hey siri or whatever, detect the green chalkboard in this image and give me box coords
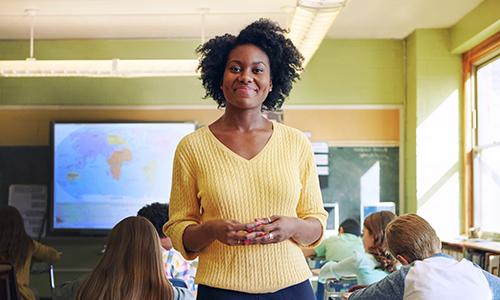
[320,146,399,225]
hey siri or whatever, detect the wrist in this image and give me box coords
[291,218,303,242]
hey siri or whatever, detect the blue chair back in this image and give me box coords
[168,278,188,288]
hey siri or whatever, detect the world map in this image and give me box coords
[53,123,195,229]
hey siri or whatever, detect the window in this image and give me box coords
[473,55,500,236]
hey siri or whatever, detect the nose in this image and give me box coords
[238,69,253,83]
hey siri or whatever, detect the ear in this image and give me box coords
[338,227,344,234]
[396,254,411,265]
[269,81,273,92]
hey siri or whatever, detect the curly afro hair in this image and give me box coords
[196,18,304,111]
[137,202,169,238]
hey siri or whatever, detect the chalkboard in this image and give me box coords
[0,147,50,207]
[320,146,399,224]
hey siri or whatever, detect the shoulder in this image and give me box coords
[481,270,500,296]
[349,267,409,300]
[274,122,308,141]
[177,127,208,148]
[274,122,312,154]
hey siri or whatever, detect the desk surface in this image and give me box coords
[442,238,500,253]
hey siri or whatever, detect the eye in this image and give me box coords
[253,67,264,74]
[229,65,241,73]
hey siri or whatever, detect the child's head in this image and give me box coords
[339,218,361,236]
[137,202,172,250]
[362,211,396,252]
[362,211,398,273]
[76,216,173,300]
[0,205,33,269]
[385,214,441,265]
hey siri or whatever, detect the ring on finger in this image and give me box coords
[269,232,274,240]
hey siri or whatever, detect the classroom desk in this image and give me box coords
[442,238,500,254]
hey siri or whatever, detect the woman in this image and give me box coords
[0,205,61,300]
[75,216,193,300]
[164,19,328,299]
[319,211,399,286]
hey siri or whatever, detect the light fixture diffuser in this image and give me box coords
[288,0,346,67]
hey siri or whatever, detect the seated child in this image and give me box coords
[138,202,197,292]
[347,214,500,299]
[319,211,399,286]
[76,216,194,300]
[0,206,61,300]
[304,218,364,263]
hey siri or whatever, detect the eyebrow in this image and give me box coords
[228,60,268,67]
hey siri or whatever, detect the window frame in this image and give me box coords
[462,32,500,238]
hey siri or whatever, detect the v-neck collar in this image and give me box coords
[204,122,277,163]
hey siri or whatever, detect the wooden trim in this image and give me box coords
[462,32,500,232]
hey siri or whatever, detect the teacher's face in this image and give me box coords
[221,44,272,110]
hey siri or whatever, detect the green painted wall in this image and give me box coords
[290,39,404,105]
[0,39,404,105]
[405,33,417,214]
[404,29,462,236]
[450,0,500,54]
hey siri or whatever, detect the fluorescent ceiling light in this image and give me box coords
[0,2,346,78]
[288,0,346,67]
[0,58,199,77]
[0,9,200,78]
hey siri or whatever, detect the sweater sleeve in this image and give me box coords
[295,134,328,248]
[32,241,61,263]
[163,140,201,260]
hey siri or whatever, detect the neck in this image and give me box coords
[219,107,270,132]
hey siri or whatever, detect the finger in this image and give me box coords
[254,217,273,227]
[269,215,280,222]
[227,230,248,240]
[244,231,266,240]
[253,232,278,244]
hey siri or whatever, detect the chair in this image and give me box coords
[31,262,56,299]
[323,276,357,300]
[0,262,21,300]
[168,277,188,288]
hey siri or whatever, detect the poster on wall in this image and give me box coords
[8,184,47,238]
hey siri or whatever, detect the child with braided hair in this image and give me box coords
[319,211,398,286]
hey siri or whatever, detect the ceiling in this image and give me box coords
[0,0,484,40]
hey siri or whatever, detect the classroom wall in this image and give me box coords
[404,0,499,236]
[290,39,404,105]
[449,0,500,54]
[0,39,404,105]
[405,29,462,238]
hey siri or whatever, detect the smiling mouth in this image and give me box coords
[234,86,257,95]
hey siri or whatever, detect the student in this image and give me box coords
[137,202,197,292]
[0,205,61,300]
[319,211,398,286]
[347,214,500,300]
[75,216,194,300]
[304,218,364,263]
[303,218,364,300]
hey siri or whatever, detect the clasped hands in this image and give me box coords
[209,216,299,246]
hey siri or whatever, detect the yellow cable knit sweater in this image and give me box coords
[164,122,327,293]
